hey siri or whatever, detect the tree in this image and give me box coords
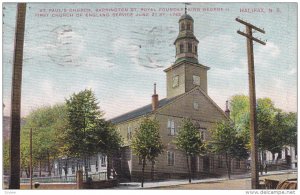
[3,140,10,175]
[174,119,204,183]
[95,120,123,179]
[209,120,249,179]
[131,117,164,187]
[229,95,297,163]
[64,89,104,180]
[21,104,68,177]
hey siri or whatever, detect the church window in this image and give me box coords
[168,119,175,135]
[101,156,106,167]
[193,75,200,86]
[127,126,132,140]
[193,102,199,110]
[199,128,206,140]
[187,22,191,30]
[181,22,185,31]
[180,44,184,53]
[188,43,192,52]
[172,75,179,88]
[195,46,197,53]
[167,151,175,166]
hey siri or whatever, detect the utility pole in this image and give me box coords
[236,17,266,189]
[30,128,33,189]
[9,3,26,189]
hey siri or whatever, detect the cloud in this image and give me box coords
[255,41,281,68]
[199,35,239,69]
[85,56,115,69]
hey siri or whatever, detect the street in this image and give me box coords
[116,169,297,190]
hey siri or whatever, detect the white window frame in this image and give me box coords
[193,101,199,110]
[193,75,200,86]
[199,128,206,141]
[101,156,106,167]
[167,151,175,166]
[168,119,175,136]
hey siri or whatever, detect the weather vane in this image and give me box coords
[184,3,191,14]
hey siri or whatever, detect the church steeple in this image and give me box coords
[164,10,210,99]
[174,9,199,64]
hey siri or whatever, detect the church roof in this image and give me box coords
[110,86,228,124]
[179,14,194,21]
[110,96,177,124]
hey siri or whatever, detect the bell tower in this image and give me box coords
[164,10,210,99]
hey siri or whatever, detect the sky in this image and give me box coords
[2,2,297,120]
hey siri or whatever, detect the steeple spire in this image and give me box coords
[184,3,190,14]
[174,7,199,64]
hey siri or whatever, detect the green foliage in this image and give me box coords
[64,89,123,179]
[20,104,68,176]
[3,140,10,174]
[174,118,204,183]
[131,117,163,187]
[131,117,164,161]
[64,89,103,158]
[95,121,123,155]
[175,119,204,156]
[229,95,297,156]
[209,120,249,179]
[209,120,248,159]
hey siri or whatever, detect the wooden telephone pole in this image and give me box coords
[236,18,266,189]
[9,3,26,189]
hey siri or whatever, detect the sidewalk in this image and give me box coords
[115,169,297,189]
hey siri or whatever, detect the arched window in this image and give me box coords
[187,22,191,30]
[188,43,192,52]
[195,45,197,54]
[181,22,185,31]
[180,44,184,53]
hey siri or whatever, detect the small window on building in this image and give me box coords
[193,75,200,86]
[180,44,184,53]
[181,22,185,31]
[172,75,179,88]
[87,158,91,172]
[127,126,132,140]
[71,165,75,174]
[200,131,205,140]
[168,119,175,135]
[195,46,197,54]
[199,128,206,141]
[193,102,199,110]
[188,43,192,52]
[167,151,175,166]
[101,156,106,167]
[95,160,98,172]
[187,22,191,30]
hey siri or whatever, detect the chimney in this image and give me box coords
[225,100,230,117]
[152,83,159,111]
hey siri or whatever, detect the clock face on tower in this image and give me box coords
[172,75,179,88]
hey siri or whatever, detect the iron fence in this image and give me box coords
[20,172,108,184]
